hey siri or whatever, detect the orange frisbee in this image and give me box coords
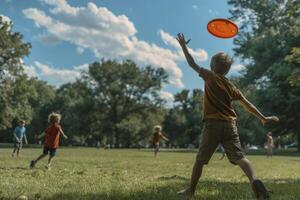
[207,18,238,38]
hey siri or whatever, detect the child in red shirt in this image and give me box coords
[30,113,68,170]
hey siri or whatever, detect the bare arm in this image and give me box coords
[38,132,46,139]
[160,132,169,142]
[239,96,279,124]
[176,33,201,72]
[13,133,20,142]
[60,129,68,139]
[24,134,28,144]
[176,33,209,78]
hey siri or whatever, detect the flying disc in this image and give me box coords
[207,18,238,38]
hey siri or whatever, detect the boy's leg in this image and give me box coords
[235,158,256,183]
[223,122,269,199]
[154,144,159,157]
[35,154,47,163]
[178,160,204,196]
[46,149,56,169]
[47,155,55,169]
[12,145,17,157]
[12,142,20,157]
[16,144,21,157]
[178,121,220,196]
[30,148,48,168]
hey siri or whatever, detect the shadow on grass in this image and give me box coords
[38,179,300,200]
[142,148,300,157]
[0,166,29,170]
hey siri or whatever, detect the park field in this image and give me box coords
[0,148,300,200]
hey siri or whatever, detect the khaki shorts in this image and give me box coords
[196,119,244,165]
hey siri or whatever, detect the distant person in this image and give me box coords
[30,113,68,170]
[266,132,274,157]
[153,125,168,157]
[176,33,279,199]
[96,141,101,150]
[11,120,28,158]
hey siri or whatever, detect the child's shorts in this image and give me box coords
[14,141,23,149]
[43,147,57,157]
[196,119,244,165]
[154,143,160,151]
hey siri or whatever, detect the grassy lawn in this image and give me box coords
[0,148,300,200]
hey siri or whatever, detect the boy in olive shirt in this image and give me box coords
[176,33,279,199]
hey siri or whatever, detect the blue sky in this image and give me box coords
[0,0,244,101]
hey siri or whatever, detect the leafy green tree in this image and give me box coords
[163,89,204,147]
[0,16,31,77]
[81,60,168,147]
[26,79,56,142]
[228,0,300,150]
[0,16,32,133]
[50,81,95,143]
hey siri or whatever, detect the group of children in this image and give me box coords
[12,113,68,170]
[9,32,280,199]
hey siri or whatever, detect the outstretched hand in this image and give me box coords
[262,116,279,125]
[176,33,191,47]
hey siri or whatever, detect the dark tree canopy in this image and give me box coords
[228,0,300,150]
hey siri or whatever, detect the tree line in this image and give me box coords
[1,0,300,149]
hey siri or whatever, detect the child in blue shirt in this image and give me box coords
[11,120,28,157]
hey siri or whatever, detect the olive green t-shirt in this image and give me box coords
[199,68,243,122]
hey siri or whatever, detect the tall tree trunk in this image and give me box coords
[114,126,120,148]
[297,131,300,151]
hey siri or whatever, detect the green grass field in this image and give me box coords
[0,148,300,200]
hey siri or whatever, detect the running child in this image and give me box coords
[153,125,168,157]
[12,120,28,157]
[176,33,279,199]
[30,113,68,170]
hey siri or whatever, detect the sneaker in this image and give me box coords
[252,180,270,199]
[177,187,194,199]
[30,160,35,169]
[45,164,51,170]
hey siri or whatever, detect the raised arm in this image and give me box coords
[239,95,279,125]
[176,33,210,80]
[176,33,201,71]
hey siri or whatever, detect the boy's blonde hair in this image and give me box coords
[210,52,233,75]
[48,113,61,124]
[154,125,162,131]
[19,120,25,125]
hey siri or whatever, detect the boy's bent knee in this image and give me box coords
[234,157,250,165]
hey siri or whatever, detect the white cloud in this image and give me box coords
[23,65,38,78]
[159,91,174,101]
[159,30,208,63]
[192,5,198,10]
[36,34,61,45]
[23,0,209,88]
[0,15,12,30]
[76,47,84,54]
[208,9,220,16]
[32,61,81,85]
[74,63,89,71]
[159,90,175,107]
[231,63,245,72]
[0,15,11,24]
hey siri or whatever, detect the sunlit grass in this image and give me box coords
[0,148,299,200]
